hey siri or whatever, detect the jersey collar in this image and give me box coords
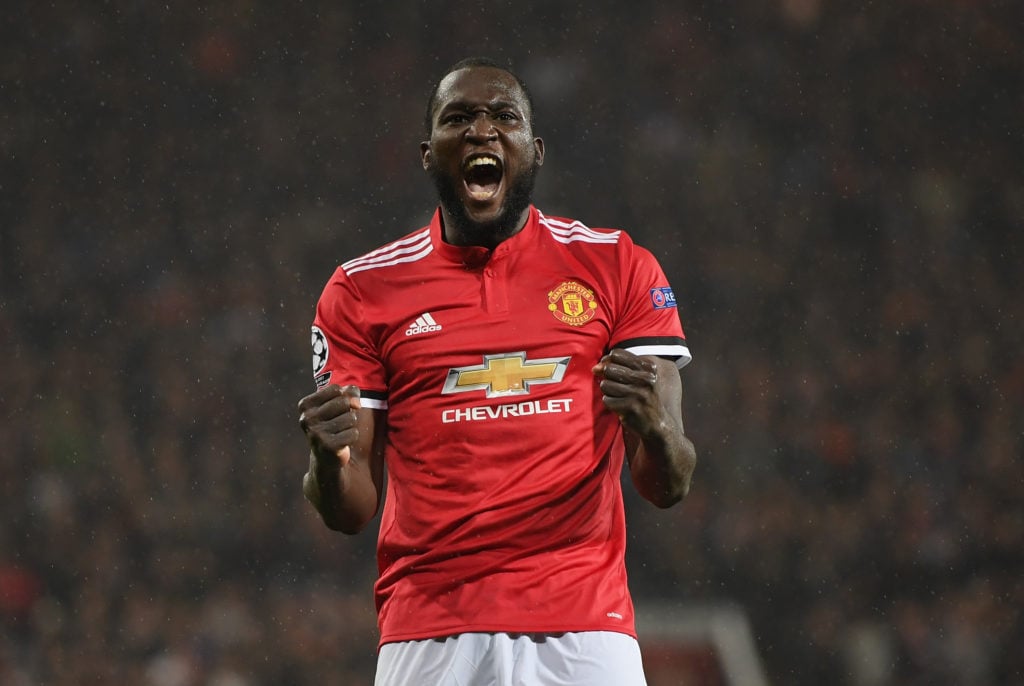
[430,205,539,267]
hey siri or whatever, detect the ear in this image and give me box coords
[534,137,545,167]
[420,141,432,170]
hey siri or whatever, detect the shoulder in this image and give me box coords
[317,224,433,308]
[339,225,433,277]
[535,210,629,247]
[533,211,671,291]
[534,211,654,273]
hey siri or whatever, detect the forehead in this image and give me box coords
[434,67,528,112]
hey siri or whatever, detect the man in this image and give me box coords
[297,57,697,686]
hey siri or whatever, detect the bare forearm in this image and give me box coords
[628,427,696,508]
[303,451,379,534]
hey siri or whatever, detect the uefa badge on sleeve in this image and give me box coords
[311,326,332,387]
[650,286,677,310]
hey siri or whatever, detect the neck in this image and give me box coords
[440,205,531,249]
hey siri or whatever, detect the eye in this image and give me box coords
[443,113,469,125]
[496,112,518,122]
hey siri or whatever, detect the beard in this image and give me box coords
[428,153,540,247]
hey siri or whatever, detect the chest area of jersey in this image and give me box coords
[379,270,612,401]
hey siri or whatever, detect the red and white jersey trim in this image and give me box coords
[360,397,388,411]
[625,343,692,367]
[539,212,621,245]
[342,228,433,275]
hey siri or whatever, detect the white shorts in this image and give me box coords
[374,631,647,686]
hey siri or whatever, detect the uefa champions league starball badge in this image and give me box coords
[311,326,329,375]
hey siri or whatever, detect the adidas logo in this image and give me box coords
[405,312,442,336]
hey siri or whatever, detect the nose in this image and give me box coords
[466,112,497,141]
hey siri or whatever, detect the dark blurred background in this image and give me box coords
[2,1,1021,684]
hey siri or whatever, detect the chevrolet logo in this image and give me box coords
[442,352,570,398]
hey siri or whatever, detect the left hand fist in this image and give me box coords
[592,349,663,434]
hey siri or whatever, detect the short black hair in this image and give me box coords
[423,57,536,135]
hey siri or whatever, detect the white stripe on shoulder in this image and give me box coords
[538,212,621,244]
[342,229,432,274]
[344,243,433,275]
[343,228,431,268]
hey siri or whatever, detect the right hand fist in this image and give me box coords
[297,384,362,466]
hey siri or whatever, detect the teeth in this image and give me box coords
[466,157,498,169]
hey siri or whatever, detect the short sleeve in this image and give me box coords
[310,267,389,409]
[609,243,692,368]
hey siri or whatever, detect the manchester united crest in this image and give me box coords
[548,281,598,326]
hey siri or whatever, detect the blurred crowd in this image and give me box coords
[2,1,1020,684]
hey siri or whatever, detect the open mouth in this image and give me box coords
[463,154,503,201]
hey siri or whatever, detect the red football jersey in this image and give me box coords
[312,206,690,646]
